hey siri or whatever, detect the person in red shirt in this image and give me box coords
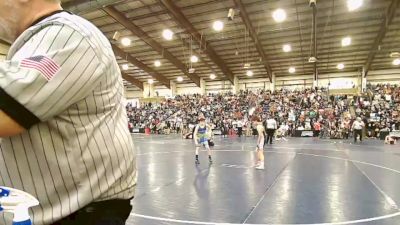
[313,120,321,140]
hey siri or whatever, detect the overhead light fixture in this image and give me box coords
[190,55,199,63]
[162,29,174,40]
[246,70,253,76]
[289,67,296,73]
[283,44,292,52]
[347,0,363,11]
[244,63,251,69]
[393,58,400,66]
[122,64,129,70]
[390,52,400,58]
[213,20,224,31]
[337,63,345,70]
[148,79,154,84]
[228,8,235,20]
[112,31,121,41]
[177,76,183,82]
[272,9,286,23]
[210,74,216,79]
[154,60,161,67]
[308,57,317,63]
[188,68,195,73]
[121,37,132,46]
[341,36,351,47]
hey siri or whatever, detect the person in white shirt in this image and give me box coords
[265,115,277,144]
[352,117,365,143]
[254,116,265,170]
[276,123,289,141]
[237,119,243,137]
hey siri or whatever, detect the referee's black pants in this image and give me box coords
[53,198,132,225]
[237,127,243,137]
[266,129,275,144]
[354,129,363,142]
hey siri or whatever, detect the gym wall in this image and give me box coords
[124,68,400,99]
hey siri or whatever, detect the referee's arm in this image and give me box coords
[0,110,24,137]
[0,24,104,136]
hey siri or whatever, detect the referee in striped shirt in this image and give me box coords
[0,1,136,224]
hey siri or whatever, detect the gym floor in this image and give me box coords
[126,135,400,225]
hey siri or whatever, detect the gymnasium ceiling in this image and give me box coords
[60,0,399,90]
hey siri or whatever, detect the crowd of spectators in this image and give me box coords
[125,83,400,142]
[355,84,400,138]
[126,100,179,134]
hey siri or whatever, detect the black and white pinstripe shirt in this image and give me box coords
[0,11,136,225]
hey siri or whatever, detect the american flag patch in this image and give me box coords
[20,55,60,81]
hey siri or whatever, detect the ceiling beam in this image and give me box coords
[62,0,121,14]
[363,0,400,76]
[62,0,91,8]
[104,6,201,87]
[121,72,144,90]
[0,39,10,46]
[112,44,171,88]
[233,0,273,82]
[137,0,219,81]
[159,0,234,84]
[0,39,10,57]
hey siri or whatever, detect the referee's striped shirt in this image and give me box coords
[0,11,136,225]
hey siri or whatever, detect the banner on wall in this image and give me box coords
[389,131,400,138]
[212,129,222,135]
[132,128,140,133]
[301,131,314,137]
[329,79,355,89]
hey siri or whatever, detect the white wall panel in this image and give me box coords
[239,78,271,91]
[206,80,233,93]
[125,90,142,99]
[176,83,202,95]
[125,69,400,97]
[367,69,400,84]
[154,86,172,97]
[275,72,362,89]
